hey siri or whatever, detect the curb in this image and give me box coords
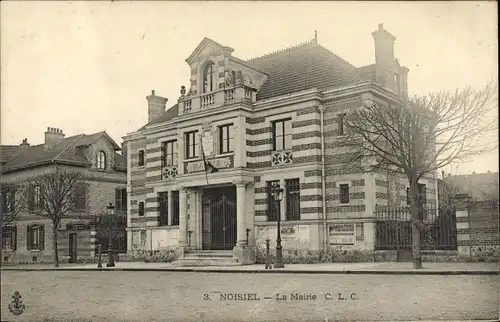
[2,267,498,275]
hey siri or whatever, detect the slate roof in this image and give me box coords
[246,41,364,100]
[0,131,125,174]
[139,103,179,129]
[142,39,368,128]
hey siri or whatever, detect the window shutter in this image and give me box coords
[39,185,44,209]
[11,189,16,212]
[27,225,32,250]
[115,188,121,212]
[1,189,6,212]
[39,225,45,251]
[12,226,17,251]
[28,186,34,211]
[122,189,127,212]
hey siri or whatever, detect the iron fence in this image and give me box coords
[375,205,458,251]
[94,212,127,254]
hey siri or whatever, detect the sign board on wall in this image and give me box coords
[328,223,355,245]
[186,157,230,173]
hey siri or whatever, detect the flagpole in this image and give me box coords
[200,134,210,185]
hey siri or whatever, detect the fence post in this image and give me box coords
[454,194,471,260]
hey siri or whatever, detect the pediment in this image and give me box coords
[185,37,234,65]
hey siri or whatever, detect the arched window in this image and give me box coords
[202,62,215,93]
[97,151,107,169]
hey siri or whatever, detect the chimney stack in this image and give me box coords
[146,89,168,123]
[44,127,65,148]
[121,141,128,157]
[372,23,396,63]
[20,138,30,148]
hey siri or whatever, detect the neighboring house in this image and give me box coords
[123,24,437,265]
[0,127,127,263]
[440,171,499,202]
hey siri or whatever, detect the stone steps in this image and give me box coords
[173,250,242,267]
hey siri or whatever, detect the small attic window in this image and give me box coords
[97,151,107,169]
[202,62,215,93]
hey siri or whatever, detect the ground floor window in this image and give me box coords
[171,191,180,226]
[2,226,16,250]
[27,224,44,250]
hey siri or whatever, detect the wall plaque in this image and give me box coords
[328,223,355,245]
[186,157,230,173]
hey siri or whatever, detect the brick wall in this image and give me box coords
[456,195,499,261]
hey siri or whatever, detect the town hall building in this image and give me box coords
[123,24,437,265]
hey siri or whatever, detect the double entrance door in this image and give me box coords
[202,186,237,250]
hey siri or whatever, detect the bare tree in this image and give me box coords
[27,167,88,267]
[342,82,498,268]
[0,183,27,266]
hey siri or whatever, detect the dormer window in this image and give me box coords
[202,62,215,93]
[97,151,107,169]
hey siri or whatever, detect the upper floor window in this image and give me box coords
[33,185,42,210]
[219,124,233,154]
[74,183,86,210]
[115,188,127,213]
[138,202,145,217]
[138,150,145,167]
[272,119,292,151]
[97,151,107,169]
[185,131,199,159]
[162,140,178,167]
[1,187,16,213]
[338,113,346,135]
[202,62,216,93]
[340,184,349,204]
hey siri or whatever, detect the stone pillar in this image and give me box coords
[178,188,188,247]
[236,182,247,246]
[455,194,471,258]
[233,181,255,264]
[167,190,173,226]
[90,228,97,257]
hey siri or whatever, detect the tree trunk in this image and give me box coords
[410,179,423,269]
[52,223,59,267]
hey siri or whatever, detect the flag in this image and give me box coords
[200,135,218,174]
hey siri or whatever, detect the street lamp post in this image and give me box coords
[106,202,115,268]
[270,182,285,268]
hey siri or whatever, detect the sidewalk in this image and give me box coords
[2,261,498,274]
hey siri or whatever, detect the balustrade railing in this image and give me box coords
[224,88,235,103]
[200,93,215,109]
[184,99,192,111]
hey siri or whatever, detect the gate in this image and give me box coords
[202,189,236,250]
[375,205,458,261]
[95,212,127,255]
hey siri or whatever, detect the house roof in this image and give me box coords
[141,39,367,128]
[140,103,179,130]
[246,40,363,100]
[0,131,125,174]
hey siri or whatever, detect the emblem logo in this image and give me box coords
[9,291,26,316]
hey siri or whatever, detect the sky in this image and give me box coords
[1,1,498,174]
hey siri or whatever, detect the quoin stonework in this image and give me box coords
[0,128,127,264]
[123,24,438,265]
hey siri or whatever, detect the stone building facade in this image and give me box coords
[0,128,127,263]
[124,24,437,264]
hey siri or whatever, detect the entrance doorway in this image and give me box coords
[202,186,237,250]
[69,233,77,263]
